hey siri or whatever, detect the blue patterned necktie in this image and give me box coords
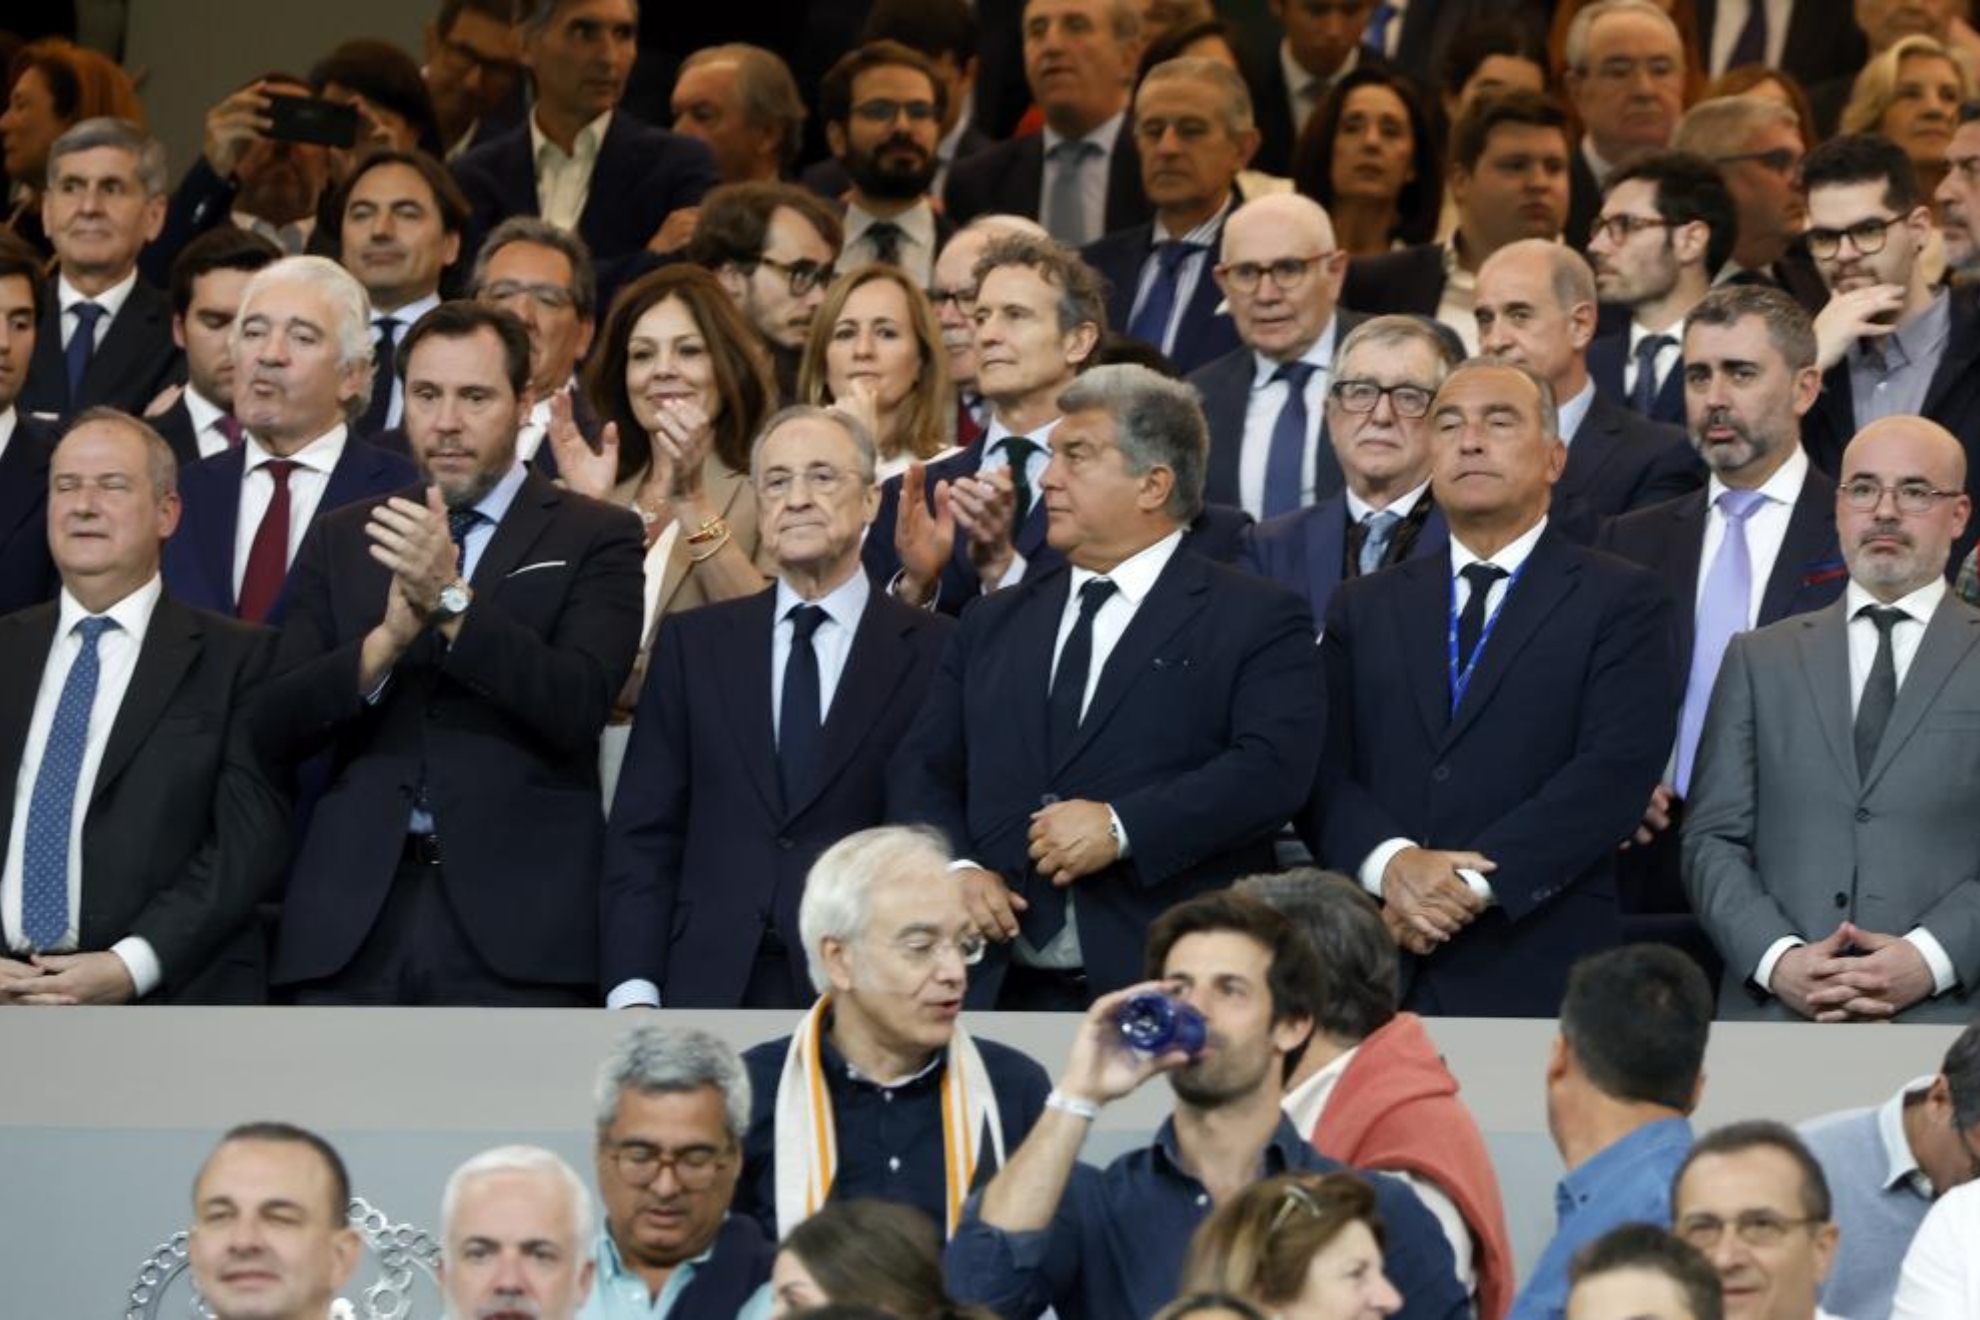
[65,302,104,404]
[21,616,117,949]
[1264,361,1318,517]
[1359,509,1402,576]
[1127,241,1205,351]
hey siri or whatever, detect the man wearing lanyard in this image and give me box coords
[1306,357,1679,1017]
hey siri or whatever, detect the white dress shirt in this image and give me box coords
[372,293,441,432]
[516,379,581,464]
[1,577,165,994]
[532,110,612,231]
[231,427,349,599]
[57,269,137,351]
[770,568,871,738]
[1695,445,1809,622]
[1040,112,1125,247]
[1434,241,1479,356]
[1623,318,1685,401]
[0,406,15,463]
[844,200,940,286]
[1357,517,1552,904]
[183,386,236,460]
[1240,317,1340,519]
[1893,1179,1980,1320]
[1754,575,1957,996]
[1345,478,1431,525]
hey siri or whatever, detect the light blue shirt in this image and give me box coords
[577,1229,716,1320]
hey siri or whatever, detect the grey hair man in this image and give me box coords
[1563,0,1687,241]
[471,216,599,464]
[440,1145,595,1320]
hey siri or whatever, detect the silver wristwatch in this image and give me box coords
[432,579,473,621]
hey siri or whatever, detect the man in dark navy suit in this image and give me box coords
[162,257,415,627]
[1599,285,1843,964]
[1081,57,1253,375]
[1475,240,1701,543]
[1239,315,1458,627]
[149,229,281,470]
[469,217,601,474]
[1586,153,1736,427]
[450,0,717,272]
[0,229,59,616]
[1560,1,1689,254]
[599,406,951,1009]
[891,363,1321,1008]
[1309,357,1678,1018]
[422,0,529,160]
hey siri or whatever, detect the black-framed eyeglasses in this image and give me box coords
[1839,478,1963,515]
[1806,215,1907,260]
[1713,148,1802,178]
[436,37,524,83]
[1675,1211,1823,1250]
[926,284,977,314]
[1589,213,1672,245]
[753,254,836,296]
[480,279,577,312]
[1331,379,1434,419]
[606,1140,733,1190]
[852,98,939,126]
[1216,253,1337,294]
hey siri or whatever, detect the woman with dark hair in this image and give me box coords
[1293,68,1440,255]
[1183,1173,1404,1320]
[308,38,445,162]
[2,37,144,255]
[766,1201,993,1320]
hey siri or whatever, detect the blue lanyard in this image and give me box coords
[1447,558,1527,714]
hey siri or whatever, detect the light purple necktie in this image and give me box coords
[1676,487,1767,795]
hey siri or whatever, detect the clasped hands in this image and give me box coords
[957,800,1120,942]
[0,951,136,1005]
[1380,846,1493,955]
[1772,922,1935,1022]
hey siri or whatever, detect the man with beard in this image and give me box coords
[1685,412,1980,1024]
[688,183,844,403]
[442,1147,597,1320]
[944,891,1468,1320]
[1936,102,1980,279]
[819,42,951,287]
[1599,286,1843,951]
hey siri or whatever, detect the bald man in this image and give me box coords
[1686,415,1980,1023]
[1187,192,1359,520]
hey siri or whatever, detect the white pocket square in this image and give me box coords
[506,560,568,578]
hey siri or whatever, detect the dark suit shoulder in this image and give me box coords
[1186,345,1256,390]
[1341,243,1444,314]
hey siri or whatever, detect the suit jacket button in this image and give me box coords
[1431,765,1450,782]
[1854,808,1871,823]
[777,837,795,850]
[1834,892,1848,908]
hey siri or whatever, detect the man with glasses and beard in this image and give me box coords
[944,890,1467,1320]
[818,42,953,286]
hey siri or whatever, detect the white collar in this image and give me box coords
[57,573,162,645]
[1043,110,1126,157]
[1346,477,1430,523]
[847,199,938,250]
[773,563,872,631]
[244,424,347,476]
[1251,314,1341,387]
[1450,516,1549,578]
[530,109,612,162]
[1706,444,1808,512]
[58,268,139,321]
[1069,527,1186,605]
[1844,575,1948,627]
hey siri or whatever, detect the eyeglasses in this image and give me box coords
[881,931,988,968]
[1331,379,1434,419]
[753,254,836,297]
[852,98,940,126]
[1714,147,1803,178]
[757,463,858,501]
[435,37,524,83]
[1216,253,1337,294]
[926,284,977,315]
[1268,1182,1325,1236]
[606,1140,732,1190]
[1675,1211,1823,1250]
[1806,215,1907,260]
[1589,213,1672,245]
[1839,478,1963,515]
[480,279,578,312]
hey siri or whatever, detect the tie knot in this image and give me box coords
[1000,434,1040,466]
[1461,562,1507,594]
[1858,603,1907,636]
[72,301,105,330]
[788,603,827,641]
[74,615,116,645]
[1716,487,1766,521]
[1050,138,1101,163]
[1364,508,1401,533]
[1154,240,1203,274]
[1077,577,1118,617]
[447,507,483,548]
[1273,360,1318,390]
[260,458,299,487]
[1635,333,1675,359]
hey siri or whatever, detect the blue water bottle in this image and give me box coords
[1116,991,1207,1057]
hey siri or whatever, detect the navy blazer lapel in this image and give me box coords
[1660,492,1707,662]
[791,596,924,817]
[470,471,558,587]
[1863,599,1980,791]
[1390,556,1451,744]
[0,419,49,542]
[1197,352,1253,506]
[1922,288,1980,418]
[1056,549,1205,771]
[1588,335,1627,400]
[1010,137,1044,219]
[1758,466,1842,625]
[0,607,59,847]
[189,449,248,613]
[92,597,199,803]
[86,283,165,395]
[1442,532,1579,748]
[716,589,783,819]
[1014,567,1072,773]
[1303,496,1349,622]
[1560,395,1623,500]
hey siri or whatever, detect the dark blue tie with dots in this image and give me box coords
[22,616,117,948]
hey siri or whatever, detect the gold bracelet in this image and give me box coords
[686,527,732,563]
[685,515,728,546]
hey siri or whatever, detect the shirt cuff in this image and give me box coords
[1456,867,1495,906]
[1358,838,1417,898]
[886,567,942,612]
[949,858,984,874]
[111,936,162,1000]
[606,979,660,1009]
[1107,806,1131,860]
[1905,928,1958,995]
[1755,935,1805,993]
[996,552,1028,591]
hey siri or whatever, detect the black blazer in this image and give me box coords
[1084,219,1242,375]
[943,130,1152,237]
[20,277,183,423]
[889,549,1322,1002]
[261,472,645,988]
[1587,329,1686,426]
[1697,0,1866,90]
[161,439,417,624]
[598,585,953,1006]
[149,396,204,470]
[1567,147,1602,258]
[1341,243,1447,319]
[1553,388,1703,543]
[0,596,288,1002]
[1239,43,1393,179]
[1238,491,1450,628]
[1308,529,1679,1017]
[0,413,58,615]
[1187,324,1362,513]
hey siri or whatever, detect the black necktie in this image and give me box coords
[1456,563,1508,672]
[780,604,827,805]
[1048,578,1117,762]
[1630,334,1674,415]
[1727,1,1767,69]
[447,507,482,576]
[867,221,904,267]
[360,317,401,434]
[1001,435,1040,535]
[1854,605,1905,776]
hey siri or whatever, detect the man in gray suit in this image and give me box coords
[1684,413,1980,1023]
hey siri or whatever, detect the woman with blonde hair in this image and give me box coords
[1842,34,1973,198]
[1182,1173,1404,1320]
[798,264,957,482]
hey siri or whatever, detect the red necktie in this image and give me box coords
[957,395,985,448]
[237,459,298,622]
[217,415,244,449]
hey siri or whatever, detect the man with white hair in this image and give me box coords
[441,1145,596,1320]
[734,825,1051,1239]
[929,215,1052,450]
[161,255,415,624]
[1561,0,1689,250]
[579,1025,772,1320]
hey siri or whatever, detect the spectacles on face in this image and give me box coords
[852,98,939,126]
[1331,378,1434,418]
[1806,214,1907,260]
[1217,253,1337,294]
[437,37,523,82]
[880,931,988,968]
[757,463,857,501]
[607,1140,732,1190]
[753,254,836,297]
[480,279,577,312]
[1714,148,1803,178]
[1839,478,1962,515]
[1589,213,1671,245]
[926,285,977,315]
[1675,1210,1823,1250]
